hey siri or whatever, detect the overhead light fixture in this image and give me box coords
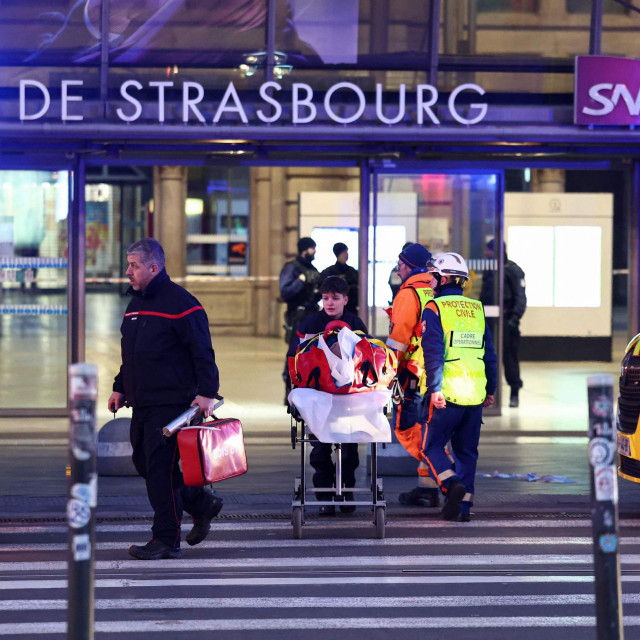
[239,51,293,79]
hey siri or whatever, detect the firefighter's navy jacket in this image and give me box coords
[113,269,219,408]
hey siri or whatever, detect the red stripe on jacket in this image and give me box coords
[124,306,204,320]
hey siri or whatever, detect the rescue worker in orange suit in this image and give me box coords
[385,243,440,507]
[421,253,497,521]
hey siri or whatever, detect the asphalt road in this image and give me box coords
[1,514,639,639]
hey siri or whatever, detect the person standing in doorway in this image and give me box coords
[319,242,359,314]
[108,238,223,560]
[480,239,527,407]
[279,237,321,400]
[421,252,497,522]
[386,243,440,508]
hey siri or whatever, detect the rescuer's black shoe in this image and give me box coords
[441,480,466,521]
[457,512,471,522]
[186,496,223,546]
[399,487,440,508]
[129,539,181,560]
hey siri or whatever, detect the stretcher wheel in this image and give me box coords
[292,507,303,539]
[375,506,385,539]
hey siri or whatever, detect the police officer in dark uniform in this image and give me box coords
[279,237,321,399]
[480,239,527,407]
[319,242,359,314]
[108,238,222,560]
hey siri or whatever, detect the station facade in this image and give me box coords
[0,0,639,415]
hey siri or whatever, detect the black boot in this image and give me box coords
[129,539,181,560]
[399,487,440,507]
[442,480,466,521]
[509,388,519,408]
[186,496,223,546]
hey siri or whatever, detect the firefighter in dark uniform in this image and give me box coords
[279,237,321,399]
[108,238,222,560]
[480,239,527,407]
[319,242,359,314]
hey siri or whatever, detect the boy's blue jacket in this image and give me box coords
[421,283,498,400]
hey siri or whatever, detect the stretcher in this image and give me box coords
[287,389,391,540]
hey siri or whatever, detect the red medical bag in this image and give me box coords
[177,418,247,486]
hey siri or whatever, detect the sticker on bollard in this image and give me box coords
[599,533,619,554]
[70,474,97,508]
[72,534,91,562]
[588,437,616,466]
[67,498,91,529]
[595,466,618,504]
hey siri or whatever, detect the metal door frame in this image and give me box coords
[0,155,83,417]
[366,163,505,414]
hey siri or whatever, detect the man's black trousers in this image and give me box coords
[309,436,359,498]
[503,321,523,391]
[130,404,214,549]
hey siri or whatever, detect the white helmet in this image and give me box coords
[428,252,469,280]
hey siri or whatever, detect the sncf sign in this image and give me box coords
[575,55,640,126]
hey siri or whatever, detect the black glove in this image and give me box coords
[506,315,520,332]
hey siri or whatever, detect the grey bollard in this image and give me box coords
[96,418,138,476]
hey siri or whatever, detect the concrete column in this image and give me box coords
[531,168,566,193]
[153,166,187,278]
[250,167,288,337]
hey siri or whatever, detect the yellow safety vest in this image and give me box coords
[403,284,434,393]
[432,295,487,406]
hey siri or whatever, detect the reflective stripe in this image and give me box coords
[124,306,204,320]
[438,469,456,482]
[386,337,408,351]
[463,493,474,502]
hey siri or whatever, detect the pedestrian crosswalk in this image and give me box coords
[0,516,639,638]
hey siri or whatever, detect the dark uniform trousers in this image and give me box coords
[130,404,213,549]
[503,318,522,390]
[423,404,483,516]
[309,436,359,498]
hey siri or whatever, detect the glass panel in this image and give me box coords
[473,1,590,61]
[276,0,435,68]
[566,0,626,13]
[0,2,99,65]
[370,172,500,335]
[108,1,267,66]
[83,173,152,411]
[186,167,250,277]
[478,1,538,11]
[0,169,69,409]
[602,3,640,58]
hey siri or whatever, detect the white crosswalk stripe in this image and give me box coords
[0,516,638,637]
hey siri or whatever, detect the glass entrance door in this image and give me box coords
[370,168,504,408]
[0,169,71,414]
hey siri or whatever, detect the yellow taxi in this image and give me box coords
[617,333,640,483]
